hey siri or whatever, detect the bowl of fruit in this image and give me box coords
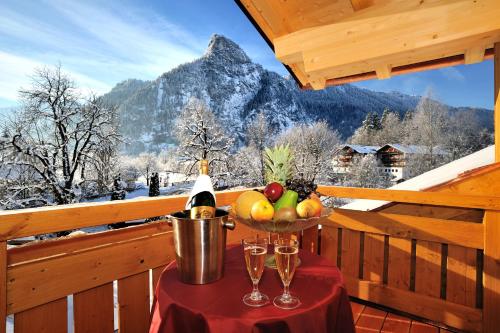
[229,179,331,234]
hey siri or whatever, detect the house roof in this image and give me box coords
[236,0,500,90]
[378,144,448,155]
[341,145,495,211]
[336,145,380,155]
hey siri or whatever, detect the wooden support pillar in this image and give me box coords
[0,242,6,333]
[483,211,500,333]
[495,42,500,161]
[484,42,500,333]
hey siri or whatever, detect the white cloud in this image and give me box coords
[0,51,112,103]
[0,0,206,102]
[439,67,465,82]
[45,0,204,76]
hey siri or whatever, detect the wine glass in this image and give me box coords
[273,238,301,309]
[242,237,269,307]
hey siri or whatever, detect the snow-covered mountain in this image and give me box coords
[102,34,492,154]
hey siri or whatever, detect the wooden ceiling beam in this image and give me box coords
[275,0,500,81]
[301,48,494,89]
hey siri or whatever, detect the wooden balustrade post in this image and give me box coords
[483,211,500,333]
[484,42,500,333]
[0,242,6,333]
[495,42,500,161]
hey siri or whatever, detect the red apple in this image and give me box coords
[263,182,284,202]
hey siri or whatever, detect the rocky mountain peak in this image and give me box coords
[204,34,251,64]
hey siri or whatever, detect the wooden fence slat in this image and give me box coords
[118,272,150,333]
[326,209,484,249]
[381,203,484,223]
[363,233,385,283]
[320,226,338,265]
[9,222,171,266]
[318,186,500,211]
[483,210,500,333]
[0,242,5,333]
[0,190,244,240]
[301,226,319,254]
[341,229,361,278]
[14,297,67,333]
[7,232,174,314]
[415,240,442,298]
[387,237,412,291]
[152,266,165,293]
[446,245,477,308]
[344,276,482,333]
[73,283,114,333]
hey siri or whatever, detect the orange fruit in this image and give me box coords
[250,199,274,222]
[234,191,268,219]
[308,198,323,217]
[296,200,316,218]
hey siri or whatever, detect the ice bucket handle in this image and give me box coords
[222,217,235,230]
[165,215,173,226]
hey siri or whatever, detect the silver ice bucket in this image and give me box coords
[167,209,235,284]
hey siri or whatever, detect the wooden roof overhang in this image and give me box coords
[236,0,500,89]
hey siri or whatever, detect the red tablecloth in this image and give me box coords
[149,246,355,333]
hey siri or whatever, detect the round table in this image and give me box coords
[149,246,355,333]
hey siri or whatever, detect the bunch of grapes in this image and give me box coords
[285,178,318,202]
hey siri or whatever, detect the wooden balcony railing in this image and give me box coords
[0,185,498,332]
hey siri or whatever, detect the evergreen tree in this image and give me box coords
[111,175,126,201]
[149,173,160,197]
[146,172,161,222]
[109,174,126,229]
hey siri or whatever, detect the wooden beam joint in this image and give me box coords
[465,45,486,64]
[375,65,392,79]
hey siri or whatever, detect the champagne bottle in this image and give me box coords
[186,160,216,219]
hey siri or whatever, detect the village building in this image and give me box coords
[332,145,379,174]
[376,144,449,182]
[333,143,450,182]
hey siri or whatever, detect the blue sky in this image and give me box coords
[0,0,495,109]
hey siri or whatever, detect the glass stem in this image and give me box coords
[251,281,260,299]
[283,284,291,300]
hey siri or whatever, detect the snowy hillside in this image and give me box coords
[102,34,494,155]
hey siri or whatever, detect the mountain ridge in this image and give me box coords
[102,34,493,155]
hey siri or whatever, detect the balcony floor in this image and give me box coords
[351,301,453,333]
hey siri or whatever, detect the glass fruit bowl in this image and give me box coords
[228,207,332,234]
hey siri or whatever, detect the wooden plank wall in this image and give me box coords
[319,207,484,333]
[0,185,498,332]
[0,189,260,333]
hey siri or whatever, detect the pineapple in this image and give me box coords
[264,144,294,185]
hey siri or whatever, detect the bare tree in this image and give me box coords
[2,65,120,205]
[229,145,266,187]
[246,112,272,185]
[276,121,341,182]
[444,110,493,160]
[344,155,391,188]
[117,155,141,184]
[137,152,159,186]
[176,97,234,176]
[404,91,449,170]
[375,109,401,145]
